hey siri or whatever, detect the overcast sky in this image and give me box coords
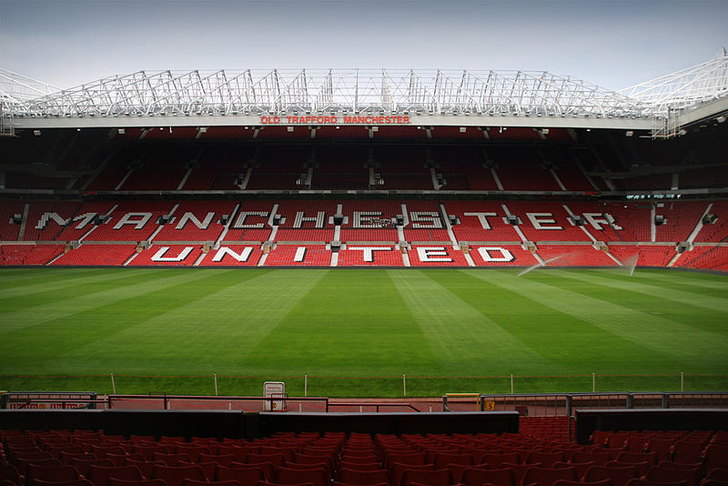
[1,0,726,91]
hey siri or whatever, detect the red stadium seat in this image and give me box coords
[151,465,206,486]
[87,465,144,486]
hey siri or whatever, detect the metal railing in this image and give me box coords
[443,392,728,416]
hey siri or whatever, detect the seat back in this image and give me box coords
[88,465,143,486]
[401,468,451,486]
[522,466,577,486]
[460,467,515,486]
[338,468,389,485]
[215,464,268,483]
[583,465,639,486]
[28,466,79,483]
[151,465,206,486]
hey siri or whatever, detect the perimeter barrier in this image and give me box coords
[1,372,727,398]
[443,391,728,415]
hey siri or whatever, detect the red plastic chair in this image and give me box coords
[259,447,296,461]
[178,462,216,482]
[707,470,728,481]
[625,479,689,486]
[247,453,287,468]
[198,454,237,467]
[135,447,173,462]
[605,434,630,450]
[70,459,115,478]
[481,452,521,467]
[151,465,205,486]
[14,451,55,462]
[212,446,248,463]
[432,453,472,469]
[108,479,168,486]
[333,482,389,486]
[704,446,728,475]
[645,439,676,462]
[646,466,702,486]
[338,468,390,485]
[525,452,566,467]
[27,466,79,484]
[152,454,192,468]
[16,459,63,477]
[553,481,614,486]
[125,460,165,480]
[460,466,516,486]
[58,452,97,466]
[553,461,595,478]
[0,463,23,486]
[339,462,381,472]
[172,446,209,463]
[182,481,241,486]
[30,480,93,486]
[384,454,427,470]
[673,441,708,464]
[400,468,451,486]
[293,454,336,475]
[390,464,434,486]
[583,465,640,486]
[90,447,128,460]
[256,481,313,486]
[617,452,658,466]
[501,463,540,486]
[87,465,144,486]
[570,452,610,467]
[607,461,651,477]
[654,462,703,472]
[275,468,328,486]
[215,464,269,483]
[47,446,85,459]
[522,466,577,486]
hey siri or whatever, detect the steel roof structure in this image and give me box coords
[2,51,727,136]
[620,49,728,111]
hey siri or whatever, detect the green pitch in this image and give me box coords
[1,267,727,397]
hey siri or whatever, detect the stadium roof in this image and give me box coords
[2,51,727,137]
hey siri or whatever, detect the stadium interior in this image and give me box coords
[1,58,728,486]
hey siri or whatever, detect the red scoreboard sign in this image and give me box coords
[260,115,412,125]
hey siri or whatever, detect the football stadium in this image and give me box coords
[1,3,728,484]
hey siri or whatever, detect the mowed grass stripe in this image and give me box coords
[0,269,219,334]
[245,270,439,376]
[461,269,728,368]
[0,268,166,313]
[430,270,671,373]
[62,269,325,374]
[388,269,553,373]
[0,267,103,292]
[0,269,243,373]
[618,268,728,291]
[532,270,728,334]
[572,269,728,306]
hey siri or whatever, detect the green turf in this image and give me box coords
[1,267,727,397]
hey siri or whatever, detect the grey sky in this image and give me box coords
[1,0,726,91]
